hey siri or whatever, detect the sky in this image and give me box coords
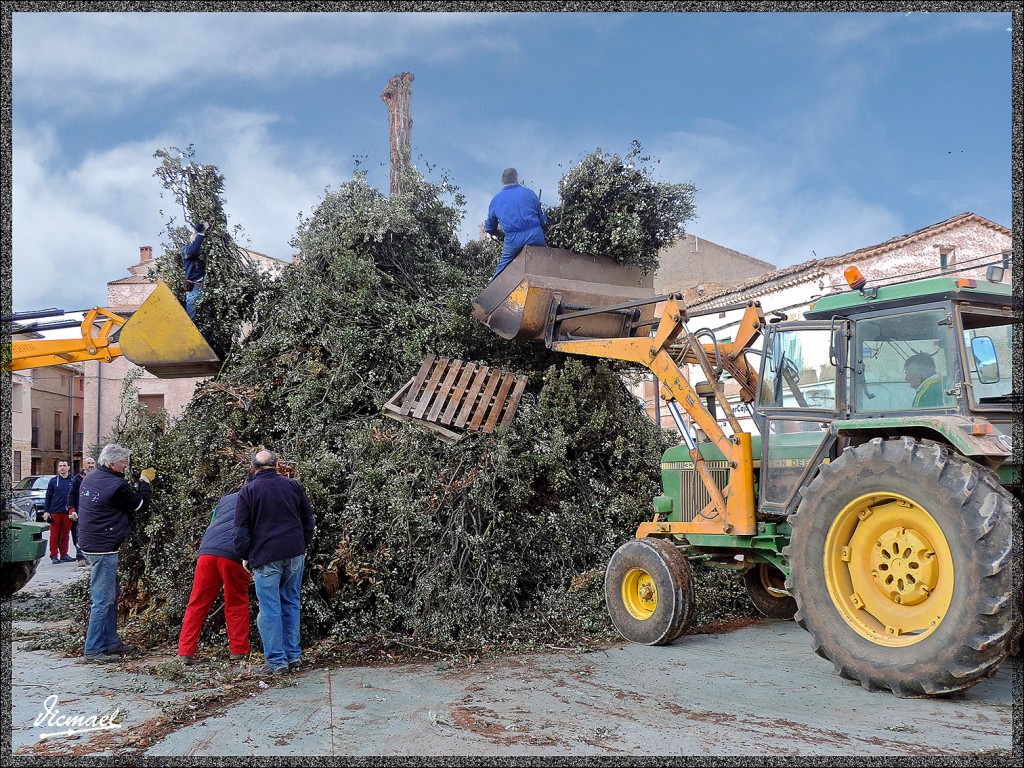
[9,9,1014,313]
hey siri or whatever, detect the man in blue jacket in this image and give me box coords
[43,460,75,564]
[78,443,154,662]
[484,168,547,281]
[181,220,212,319]
[234,450,316,675]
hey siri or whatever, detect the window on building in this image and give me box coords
[13,451,22,481]
[1002,252,1011,274]
[31,409,40,449]
[13,382,23,412]
[54,411,63,450]
[939,246,954,272]
[139,394,166,412]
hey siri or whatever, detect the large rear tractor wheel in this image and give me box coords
[605,537,695,645]
[744,563,797,620]
[1,558,41,599]
[785,437,1017,697]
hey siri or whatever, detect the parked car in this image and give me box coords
[11,475,55,523]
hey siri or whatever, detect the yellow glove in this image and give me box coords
[140,467,157,483]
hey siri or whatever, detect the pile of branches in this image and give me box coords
[544,141,697,273]
[110,147,750,652]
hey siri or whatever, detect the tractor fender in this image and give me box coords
[834,415,1010,466]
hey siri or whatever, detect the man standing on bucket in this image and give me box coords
[484,168,547,281]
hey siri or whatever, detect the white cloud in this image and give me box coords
[651,127,903,268]
[13,12,505,113]
[12,107,347,312]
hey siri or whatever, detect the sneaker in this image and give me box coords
[84,652,120,663]
[287,659,302,671]
[76,554,87,562]
[253,663,288,676]
[229,653,248,661]
[59,555,76,563]
[178,655,200,666]
[106,644,136,656]
[51,557,61,564]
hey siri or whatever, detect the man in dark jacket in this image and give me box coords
[66,455,97,563]
[180,220,211,319]
[177,484,253,665]
[234,450,315,675]
[78,443,155,662]
[43,460,75,563]
[484,167,547,281]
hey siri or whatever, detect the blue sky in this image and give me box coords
[10,9,1013,312]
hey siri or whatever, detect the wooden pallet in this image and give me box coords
[382,354,528,443]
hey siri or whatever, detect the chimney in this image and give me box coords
[140,246,153,263]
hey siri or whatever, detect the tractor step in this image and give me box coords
[382,354,528,443]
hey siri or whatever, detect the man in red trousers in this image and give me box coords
[177,485,252,664]
[43,460,75,564]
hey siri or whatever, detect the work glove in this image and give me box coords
[139,467,157,484]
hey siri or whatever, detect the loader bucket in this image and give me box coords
[472,246,657,342]
[117,280,221,378]
[382,354,528,443]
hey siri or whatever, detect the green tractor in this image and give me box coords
[473,249,1019,697]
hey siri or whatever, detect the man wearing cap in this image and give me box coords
[484,168,547,281]
[234,450,316,676]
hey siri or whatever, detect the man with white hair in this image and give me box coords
[77,443,156,662]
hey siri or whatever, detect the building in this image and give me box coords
[666,212,1013,432]
[631,233,776,428]
[82,245,293,453]
[10,368,33,482]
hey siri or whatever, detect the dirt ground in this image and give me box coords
[6,549,1020,759]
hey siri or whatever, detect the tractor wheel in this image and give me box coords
[744,563,797,620]
[1,558,41,599]
[605,537,695,645]
[785,437,1016,697]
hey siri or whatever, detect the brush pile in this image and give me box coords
[109,146,750,653]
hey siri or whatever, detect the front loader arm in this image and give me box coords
[549,296,764,536]
[7,307,126,371]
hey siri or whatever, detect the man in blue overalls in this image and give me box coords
[484,168,547,281]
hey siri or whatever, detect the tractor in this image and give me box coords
[468,247,1019,697]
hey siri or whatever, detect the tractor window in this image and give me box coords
[855,309,955,412]
[758,328,837,411]
[962,314,1016,409]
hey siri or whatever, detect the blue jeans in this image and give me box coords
[490,227,546,282]
[253,555,305,669]
[84,553,121,656]
[185,284,203,319]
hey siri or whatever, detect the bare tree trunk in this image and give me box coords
[381,72,415,198]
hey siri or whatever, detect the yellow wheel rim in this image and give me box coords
[824,492,953,647]
[758,565,789,599]
[622,567,658,620]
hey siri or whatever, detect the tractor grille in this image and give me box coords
[662,460,731,523]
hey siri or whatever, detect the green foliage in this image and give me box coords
[545,141,696,273]
[151,146,268,359]
[110,152,714,653]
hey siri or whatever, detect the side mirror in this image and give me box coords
[971,336,999,384]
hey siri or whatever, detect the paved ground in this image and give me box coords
[8,533,1020,758]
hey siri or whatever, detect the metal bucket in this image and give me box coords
[118,280,221,378]
[472,246,657,341]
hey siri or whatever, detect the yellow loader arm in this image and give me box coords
[472,249,766,537]
[6,280,220,379]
